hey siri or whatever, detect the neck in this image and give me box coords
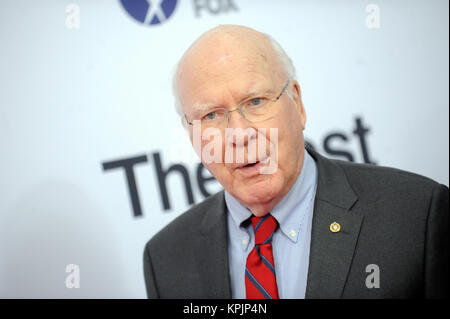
[246,155,305,217]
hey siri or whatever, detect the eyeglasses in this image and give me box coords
[184,80,290,128]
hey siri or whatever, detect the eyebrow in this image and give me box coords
[243,81,278,97]
[232,86,274,108]
[191,102,220,118]
[190,84,276,117]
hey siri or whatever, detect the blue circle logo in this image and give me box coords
[120,0,178,26]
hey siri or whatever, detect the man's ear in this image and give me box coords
[291,80,307,130]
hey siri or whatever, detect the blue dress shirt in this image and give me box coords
[225,149,318,298]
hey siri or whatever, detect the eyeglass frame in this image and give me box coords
[183,79,291,126]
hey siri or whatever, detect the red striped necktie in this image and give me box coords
[245,214,279,299]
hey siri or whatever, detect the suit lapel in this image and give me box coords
[305,149,363,298]
[194,191,232,298]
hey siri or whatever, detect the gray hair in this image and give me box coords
[172,33,296,117]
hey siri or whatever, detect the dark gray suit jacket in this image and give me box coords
[143,149,449,298]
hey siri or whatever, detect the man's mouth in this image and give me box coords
[234,157,270,176]
[243,161,259,168]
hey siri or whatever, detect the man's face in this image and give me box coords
[178,31,307,216]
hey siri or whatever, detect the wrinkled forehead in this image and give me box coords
[177,31,285,110]
[181,53,274,85]
[181,39,276,77]
[181,27,275,68]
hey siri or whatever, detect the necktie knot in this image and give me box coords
[250,214,278,245]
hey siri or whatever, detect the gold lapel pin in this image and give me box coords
[330,222,341,233]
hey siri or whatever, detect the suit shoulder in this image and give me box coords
[331,159,445,196]
[145,191,224,252]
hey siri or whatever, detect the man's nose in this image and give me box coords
[225,110,257,148]
[225,108,243,126]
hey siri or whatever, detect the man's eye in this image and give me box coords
[247,98,268,109]
[203,112,217,120]
[249,98,262,106]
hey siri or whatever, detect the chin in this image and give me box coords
[231,173,285,209]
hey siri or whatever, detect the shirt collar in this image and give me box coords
[225,189,253,229]
[225,149,318,242]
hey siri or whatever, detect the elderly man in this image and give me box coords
[143,25,449,299]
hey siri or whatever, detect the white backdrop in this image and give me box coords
[0,0,448,298]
